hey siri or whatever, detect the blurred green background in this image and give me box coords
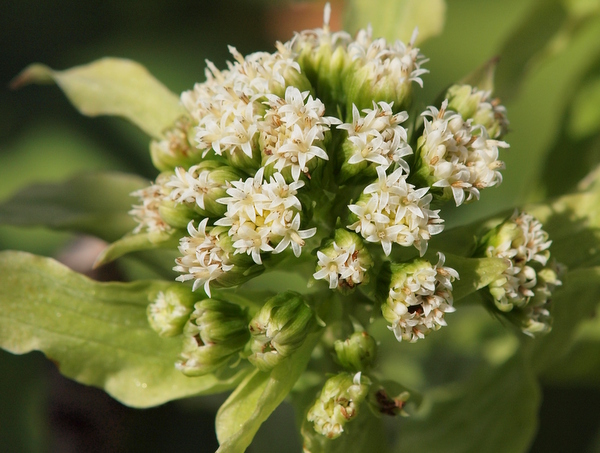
[2,0,600,451]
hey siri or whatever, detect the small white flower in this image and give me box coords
[348,167,443,256]
[338,102,412,171]
[420,100,508,206]
[173,219,233,297]
[217,170,315,264]
[261,86,336,181]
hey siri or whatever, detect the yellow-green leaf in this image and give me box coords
[11,58,186,138]
[215,331,322,453]
[0,251,247,408]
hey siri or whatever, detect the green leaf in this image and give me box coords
[395,351,540,453]
[527,267,600,374]
[344,0,446,45]
[0,251,247,408]
[0,172,147,242]
[11,58,186,138]
[215,330,322,453]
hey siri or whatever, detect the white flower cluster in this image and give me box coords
[348,166,443,256]
[348,26,428,89]
[129,180,172,234]
[384,253,458,343]
[485,211,555,312]
[181,45,302,160]
[173,218,233,296]
[420,100,508,206]
[338,101,412,169]
[261,86,338,181]
[313,242,368,289]
[166,165,220,210]
[215,168,316,264]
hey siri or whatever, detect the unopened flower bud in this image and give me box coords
[248,291,317,371]
[382,253,458,342]
[344,28,427,112]
[306,372,370,439]
[446,84,509,139]
[147,286,196,337]
[334,331,377,371]
[291,4,353,106]
[176,299,250,376]
[314,229,373,292]
[150,117,203,172]
[476,211,562,335]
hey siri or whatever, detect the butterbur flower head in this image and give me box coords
[345,27,428,111]
[147,287,195,337]
[290,3,353,105]
[150,117,202,172]
[382,253,458,342]
[248,291,317,371]
[347,166,444,256]
[165,161,242,218]
[176,299,250,376]
[337,101,412,183]
[306,372,370,439]
[215,169,316,265]
[446,84,509,140]
[173,219,235,297]
[313,229,373,292]
[478,211,561,335]
[415,100,508,206]
[334,331,377,372]
[259,85,337,182]
[129,175,173,235]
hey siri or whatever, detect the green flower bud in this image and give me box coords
[291,7,353,108]
[306,372,370,439]
[446,84,509,139]
[334,331,377,372]
[382,253,458,343]
[150,117,204,172]
[147,286,196,337]
[313,229,373,293]
[248,291,317,371]
[157,199,197,229]
[343,29,427,113]
[475,211,562,336]
[176,299,250,376]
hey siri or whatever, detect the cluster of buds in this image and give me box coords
[475,211,562,335]
[104,3,565,445]
[382,253,458,342]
